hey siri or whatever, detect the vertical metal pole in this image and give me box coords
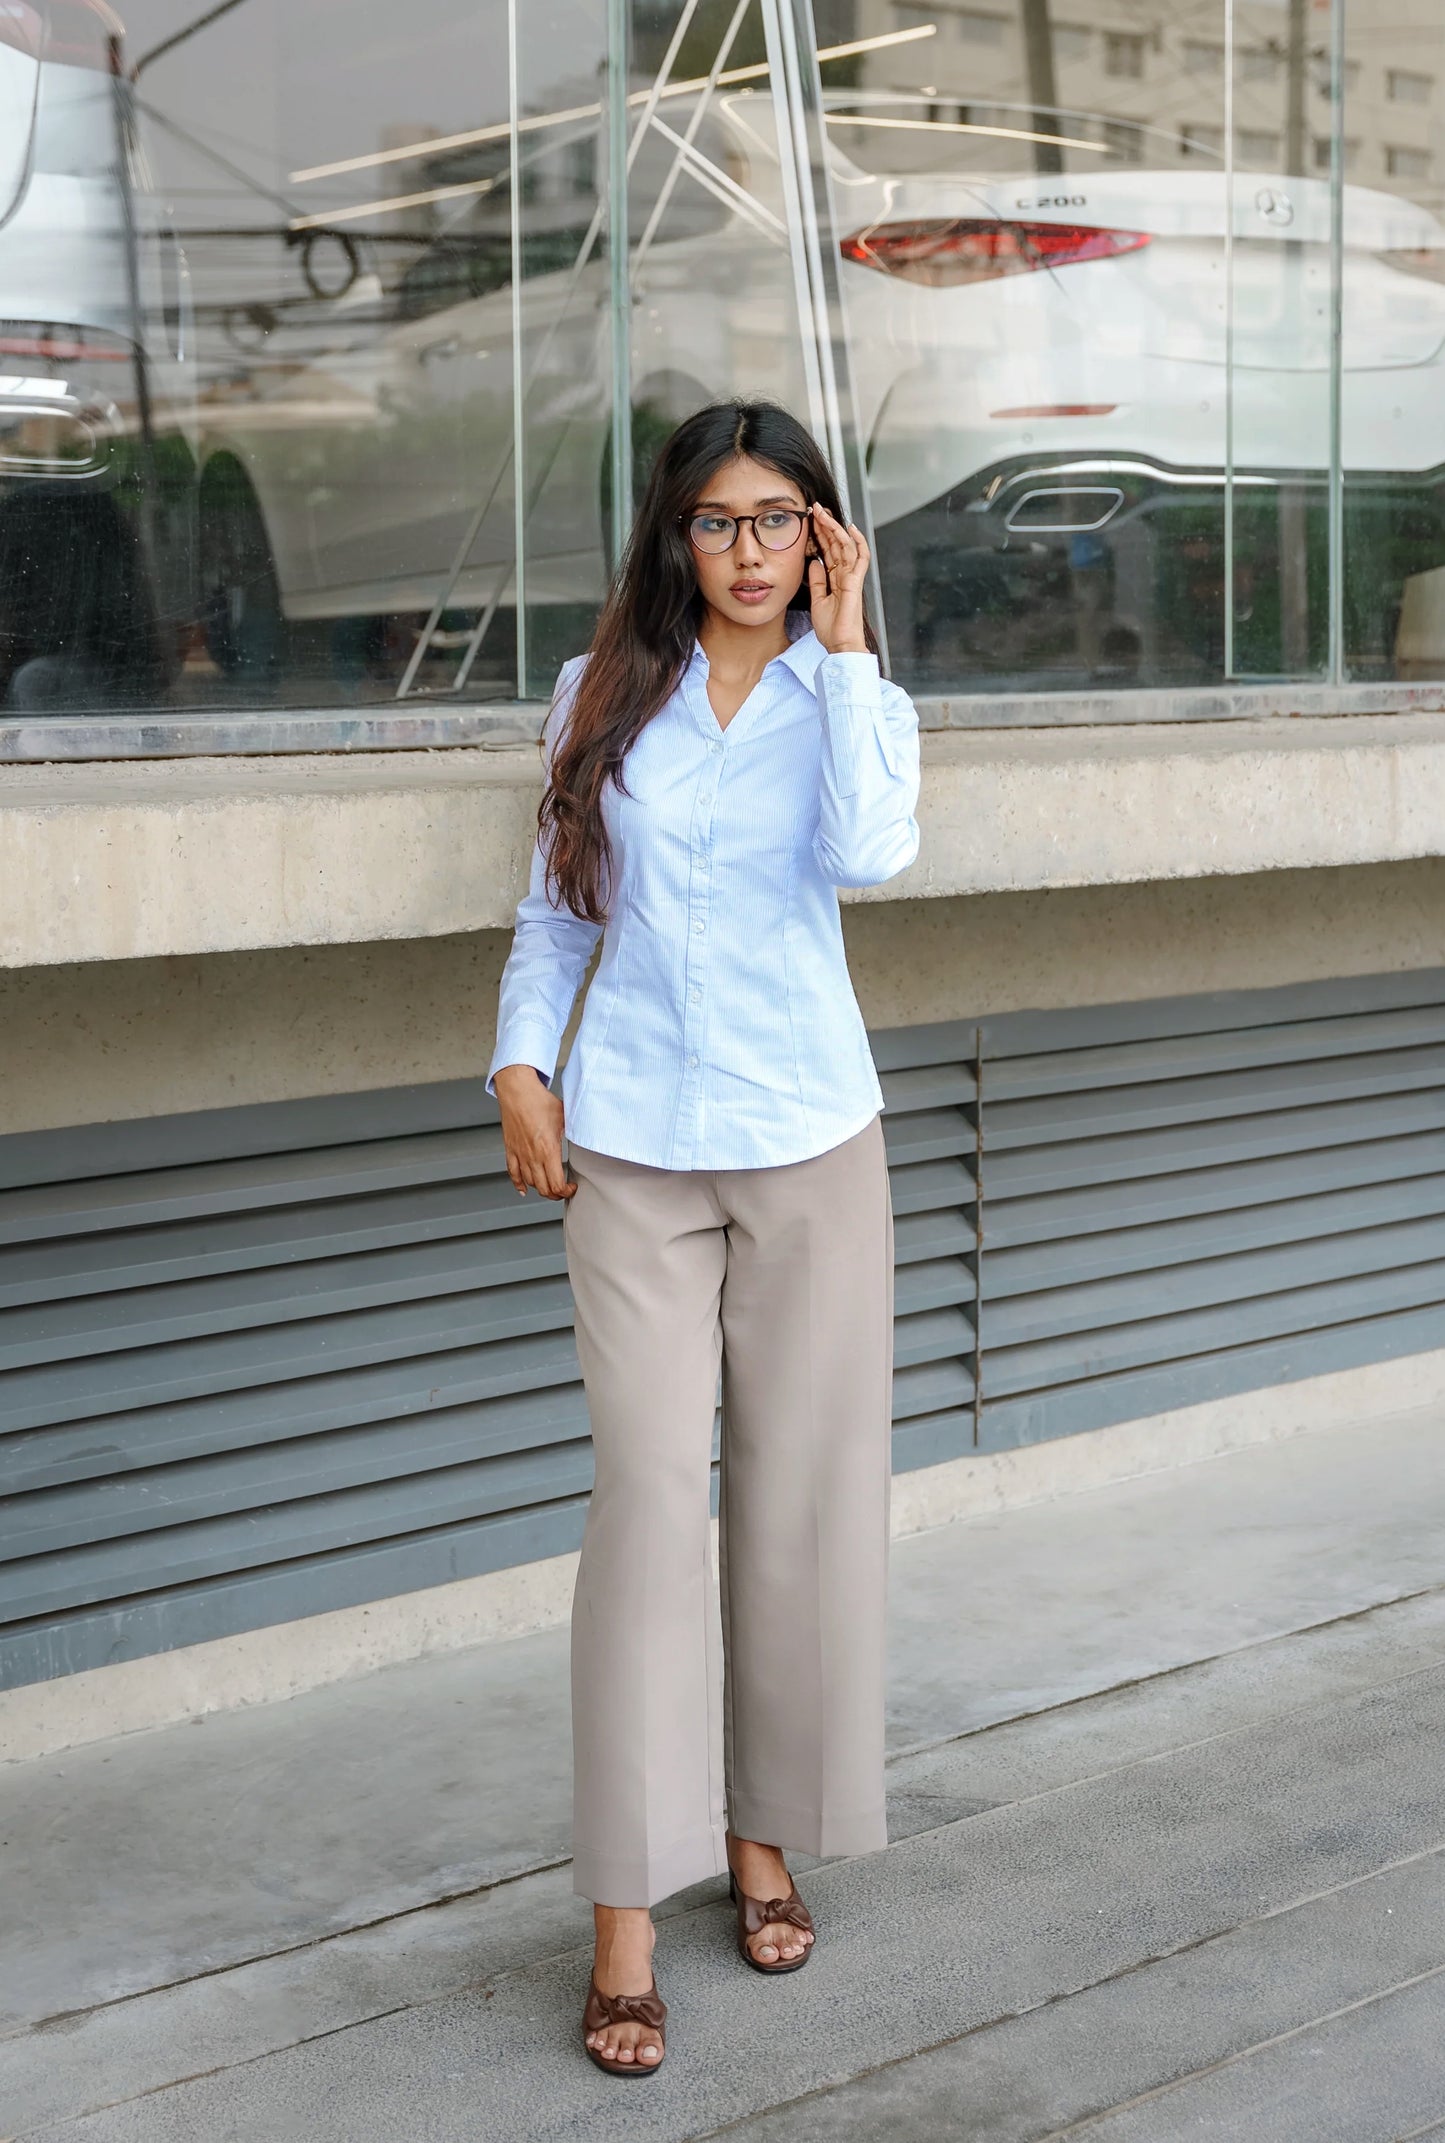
[507,0,528,697]
[1222,0,1236,679]
[110,43,155,453]
[764,0,890,668]
[607,0,633,570]
[1278,0,1310,675]
[758,0,828,448]
[1283,0,1308,172]
[110,32,164,685]
[1327,0,1346,683]
[1020,0,1063,176]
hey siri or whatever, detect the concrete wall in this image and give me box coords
[4,857,1444,1137]
[844,857,1445,1029]
[0,933,513,1138]
[7,715,1445,969]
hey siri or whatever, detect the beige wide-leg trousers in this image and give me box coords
[562,1115,894,1908]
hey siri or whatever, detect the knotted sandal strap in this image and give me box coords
[582,1978,667,2077]
[729,1874,815,1974]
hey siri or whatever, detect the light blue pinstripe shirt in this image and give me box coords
[487,623,921,1171]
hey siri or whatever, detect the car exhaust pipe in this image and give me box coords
[1003,485,1125,534]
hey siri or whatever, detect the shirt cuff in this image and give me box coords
[816,651,882,799]
[486,1020,565,1096]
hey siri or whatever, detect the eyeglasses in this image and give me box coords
[684,508,808,555]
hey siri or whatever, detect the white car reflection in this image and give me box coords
[196,91,1445,693]
[0,0,196,710]
[836,153,1445,684]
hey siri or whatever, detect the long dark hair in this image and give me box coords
[540,398,877,923]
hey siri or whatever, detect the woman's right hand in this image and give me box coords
[493,1063,576,1201]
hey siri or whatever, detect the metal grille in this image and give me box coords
[0,1045,974,1688]
[975,968,1445,1448]
[3,967,1442,1690]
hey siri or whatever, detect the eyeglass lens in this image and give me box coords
[688,510,806,554]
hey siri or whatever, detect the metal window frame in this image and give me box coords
[3,677,1444,761]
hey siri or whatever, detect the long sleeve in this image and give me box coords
[486,659,603,1093]
[810,652,922,889]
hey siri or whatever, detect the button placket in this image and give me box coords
[676,741,722,1160]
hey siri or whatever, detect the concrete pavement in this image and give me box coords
[3,1405,1444,2140]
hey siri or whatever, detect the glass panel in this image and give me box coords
[823,0,1244,693]
[619,4,845,544]
[0,0,515,713]
[4,0,1405,717]
[0,0,865,717]
[1340,0,1445,681]
[512,0,610,699]
[1222,0,1331,682]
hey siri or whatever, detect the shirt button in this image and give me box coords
[687,1053,700,1068]
[709,741,722,756]
[690,989,702,1005]
[693,919,705,935]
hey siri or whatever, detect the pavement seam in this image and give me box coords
[22,1830,1445,2135]
[16,2003,419,2141]
[1024,1958,1445,2141]
[878,1636,1445,1860]
[9,1851,572,2043]
[679,1854,1445,2143]
[15,1590,1445,2044]
[883,1577,1445,1764]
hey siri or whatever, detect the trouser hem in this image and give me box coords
[572,1823,729,1909]
[727,1791,889,1862]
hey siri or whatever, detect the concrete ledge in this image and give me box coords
[4,1344,1441,1764]
[5,715,1445,968]
[4,714,1445,966]
[895,712,1445,905]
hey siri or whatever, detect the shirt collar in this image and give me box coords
[779,615,828,685]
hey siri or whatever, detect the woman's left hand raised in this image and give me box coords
[807,503,871,656]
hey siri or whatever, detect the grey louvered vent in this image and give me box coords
[875,1025,978,1472]
[3,967,1442,1692]
[974,967,1445,1448]
[0,1045,976,1689]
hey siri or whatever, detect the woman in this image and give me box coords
[488,399,921,2076]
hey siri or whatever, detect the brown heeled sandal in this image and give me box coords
[728,1870,815,1974]
[582,1978,667,2077]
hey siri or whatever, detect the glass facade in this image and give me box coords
[0,0,1441,718]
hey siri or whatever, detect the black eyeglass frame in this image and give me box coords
[681,508,811,555]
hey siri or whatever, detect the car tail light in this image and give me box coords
[0,324,130,362]
[991,403,1118,418]
[840,219,1151,286]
